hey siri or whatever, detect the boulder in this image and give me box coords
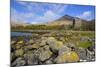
[28,39,34,44]
[39,40,47,46]
[26,44,40,49]
[15,44,22,49]
[15,49,24,57]
[11,40,16,45]
[58,46,71,55]
[66,43,76,51]
[45,60,53,64]
[55,51,79,63]
[24,52,38,65]
[17,40,24,44]
[86,49,95,61]
[80,37,90,42]
[77,47,87,61]
[38,45,53,61]
[11,57,26,67]
[46,37,64,51]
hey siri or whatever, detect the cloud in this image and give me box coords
[11,2,68,24]
[38,10,60,22]
[11,8,37,23]
[77,11,92,20]
[17,1,27,5]
[16,1,68,14]
[30,10,61,24]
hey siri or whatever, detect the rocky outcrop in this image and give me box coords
[11,32,95,67]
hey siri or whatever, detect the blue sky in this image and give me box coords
[11,0,95,24]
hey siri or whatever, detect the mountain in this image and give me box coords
[11,21,30,27]
[57,15,74,21]
[46,15,80,26]
[11,14,95,30]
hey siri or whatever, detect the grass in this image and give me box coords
[78,41,93,48]
[80,31,95,38]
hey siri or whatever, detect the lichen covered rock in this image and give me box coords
[38,45,53,61]
[55,51,79,63]
[47,37,64,51]
[15,49,24,57]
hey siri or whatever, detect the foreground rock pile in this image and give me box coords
[11,35,95,67]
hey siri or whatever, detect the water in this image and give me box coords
[11,32,32,36]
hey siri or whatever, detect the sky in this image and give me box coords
[11,0,95,24]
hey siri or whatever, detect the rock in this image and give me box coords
[65,38,68,41]
[24,52,38,65]
[45,60,53,64]
[32,33,39,37]
[15,44,22,49]
[66,43,76,51]
[15,49,24,57]
[39,40,47,46]
[59,37,66,42]
[86,49,95,61]
[38,45,53,61]
[80,37,89,42]
[77,47,87,60]
[32,44,40,49]
[47,37,56,41]
[77,47,95,62]
[26,44,40,49]
[17,40,24,44]
[11,41,16,45]
[55,51,79,63]
[56,41,64,50]
[89,38,95,42]
[87,44,95,51]
[11,57,26,67]
[11,53,16,62]
[41,37,47,40]
[47,37,64,51]
[28,39,34,44]
[58,46,71,55]
[66,43,75,48]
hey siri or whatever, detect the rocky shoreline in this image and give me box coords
[11,31,95,67]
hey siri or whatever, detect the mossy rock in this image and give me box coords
[28,39,34,44]
[17,40,24,44]
[39,50,52,61]
[66,51,79,62]
[47,37,64,51]
[38,45,53,61]
[31,44,40,49]
[11,53,16,62]
[39,40,47,46]
[48,37,56,40]
[55,51,79,63]
[15,45,21,49]
[15,49,24,57]
[26,44,39,49]
[55,41,64,50]
[11,41,16,45]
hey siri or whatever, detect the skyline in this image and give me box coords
[11,0,95,24]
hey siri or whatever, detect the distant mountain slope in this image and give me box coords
[46,15,80,26]
[11,21,30,27]
[11,14,95,30]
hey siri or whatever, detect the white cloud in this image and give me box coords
[30,10,61,24]
[11,2,68,24]
[82,11,91,18]
[11,8,36,23]
[77,11,92,20]
[17,2,68,14]
[38,10,60,22]
[17,1,27,5]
